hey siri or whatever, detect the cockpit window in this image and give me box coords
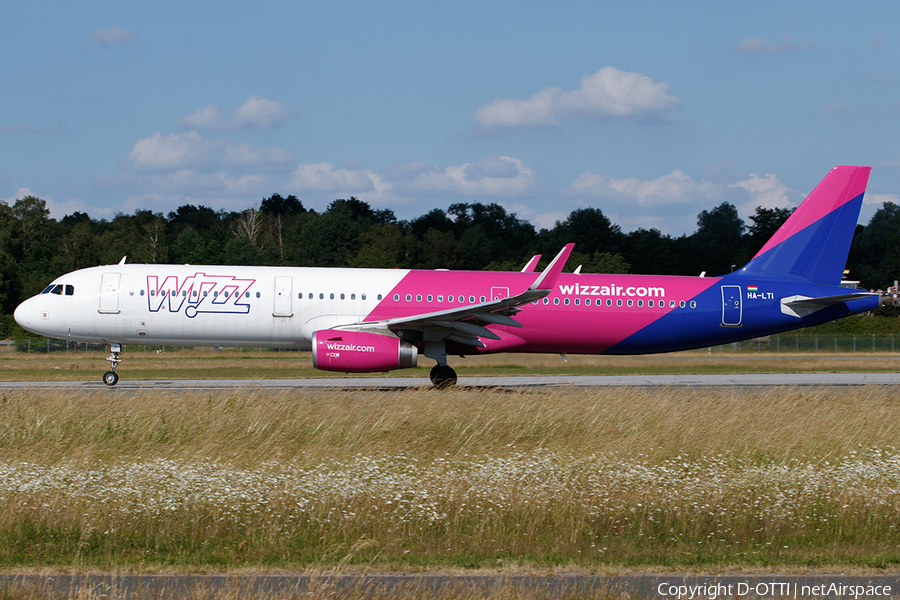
[50,285,63,295]
[65,285,74,296]
[41,285,55,294]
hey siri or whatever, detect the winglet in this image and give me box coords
[529,243,574,292]
[521,254,542,272]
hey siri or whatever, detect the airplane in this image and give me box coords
[14,166,880,388]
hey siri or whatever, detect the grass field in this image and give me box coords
[1,356,900,574]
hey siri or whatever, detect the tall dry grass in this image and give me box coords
[1,386,899,569]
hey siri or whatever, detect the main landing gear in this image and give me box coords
[103,343,121,386]
[429,364,457,389]
[424,339,457,389]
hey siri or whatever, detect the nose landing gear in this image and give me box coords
[103,343,121,386]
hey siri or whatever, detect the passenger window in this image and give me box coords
[679,300,686,308]
[427,294,433,302]
[543,298,549,305]
[469,296,475,303]
[406,294,412,302]
[564,298,570,306]
[416,294,422,302]
[394,294,400,301]
[150,290,156,297]
[574,298,580,306]
[438,295,443,302]
[319,293,324,299]
[192,291,198,297]
[298,293,302,299]
[690,301,696,309]
[627,299,633,307]
[617,299,623,307]
[65,285,74,296]
[669,300,676,308]
[554,298,560,305]
[203,291,208,297]
[330,293,334,300]
[256,292,260,298]
[245,292,250,298]
[182,290,187,297]
[340,293,345,300]
[585,298,591,306]
[140,290,145,296]
[637,300,643,307]
[459,295,465,303]
[480,296,486,303]
[606,299,612,307]
[351,293,356,300]
[648,300,654,307]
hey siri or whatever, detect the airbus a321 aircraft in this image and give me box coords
[14,166,880,388]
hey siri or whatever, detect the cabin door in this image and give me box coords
[721,285,742,327]
[273,276,293,317]
[99,272,121,314]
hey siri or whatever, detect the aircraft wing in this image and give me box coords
[339,244,573,347]
[780,292,879,318]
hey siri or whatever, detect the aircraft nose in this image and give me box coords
[14,298,37,329]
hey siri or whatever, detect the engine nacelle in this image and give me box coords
[312,330,418,373]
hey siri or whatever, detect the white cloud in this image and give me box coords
[180,96,287,130]
[391,156,541,197]
[90,27,137,47]
[1,187,38,205]
[128,132,291,171]
[533,211,568,230]
[290,163,379,193]
[730,35,815,55]
[728,173,794,213]
[569,170,718,206]
[864,193,899,206]
[474,88,559,128]
[474,67,680,129]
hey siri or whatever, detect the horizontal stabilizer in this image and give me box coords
[781,292,877,318]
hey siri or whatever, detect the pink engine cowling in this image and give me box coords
[312,330,418,373]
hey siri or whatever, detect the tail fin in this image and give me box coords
[737,166,870,285]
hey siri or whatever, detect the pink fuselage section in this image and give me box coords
[366,270,720,355]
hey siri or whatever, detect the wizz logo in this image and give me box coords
[147,273,256,318]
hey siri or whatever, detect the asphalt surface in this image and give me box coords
[2,372,900,389]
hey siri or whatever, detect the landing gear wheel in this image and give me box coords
[429,365,457,389]
[103,370,119,386]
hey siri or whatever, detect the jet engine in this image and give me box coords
[312,330,418,373]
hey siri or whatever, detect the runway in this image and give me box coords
[2,372,900,389]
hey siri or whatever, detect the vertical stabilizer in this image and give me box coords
[737,166,870,285]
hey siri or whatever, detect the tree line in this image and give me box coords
[2,192,898,329]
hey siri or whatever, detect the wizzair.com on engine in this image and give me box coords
[15,166,881,388]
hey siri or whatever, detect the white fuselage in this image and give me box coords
[14,264,409,348]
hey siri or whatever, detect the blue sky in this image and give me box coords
[2,1,899,235]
